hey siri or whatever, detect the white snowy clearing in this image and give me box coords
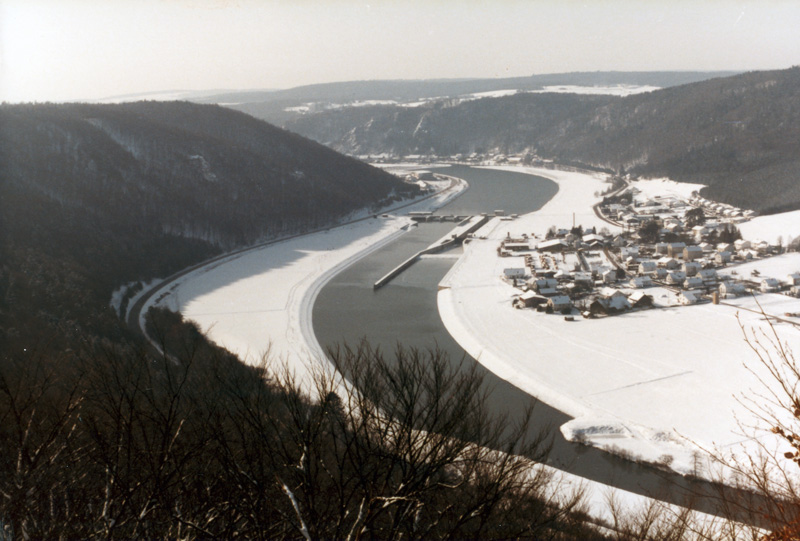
[628,177,706,200]
[532,84,660,96]
[739,209,800,247]
[283,85,661,113]
[438,165,800,479]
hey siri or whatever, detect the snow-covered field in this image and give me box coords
[629,177,706,200]
[283,85,662,113]
[533,84,660,96]
[438,166,800,478]
[740,209,800,246]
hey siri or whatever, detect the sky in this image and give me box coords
[1,0,799,103]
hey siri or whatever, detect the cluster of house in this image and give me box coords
[502,231,657,317]
[501,190,799,319]
[603,189,755,232]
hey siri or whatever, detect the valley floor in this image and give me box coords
[141,163,800,526]
[439,166,800,479]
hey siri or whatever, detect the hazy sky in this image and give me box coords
[1,0,799,102]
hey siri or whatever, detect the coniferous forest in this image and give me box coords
[0,101,417,355]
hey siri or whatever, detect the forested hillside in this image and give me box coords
[282,67,800,214]
[211,70,735,126]
[0,101,417,354]
[0,102,609,539]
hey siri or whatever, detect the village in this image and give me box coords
[496,185,800,320]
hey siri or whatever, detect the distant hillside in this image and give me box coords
[281,67,800,214]
[0,101,416,352]
[212,71,736,125]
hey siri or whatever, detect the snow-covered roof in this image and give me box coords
[598,287,626,298]
[537,239,568,251]
[629,290,652,303]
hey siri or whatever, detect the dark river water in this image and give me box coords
[313,165,737,514]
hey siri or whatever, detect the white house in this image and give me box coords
[602,269,617,284]
[638,261,657,275]
[530,278,558,292]
[630,276,653,288]
[739,250,756,261]
[599,287,627,300]
[667,242,687,258]
[685,276,704,289]
[629,290,654,308]
[715,251,732,265]
[590,290,631,314]
[582,233,605,246]
[682,261,702,276]
[787,272,800,286]
[719,282,747,298]
[620,246,640,259]
[504,268,526,280]
[657,257,680,270]
[683,245,703,261]
[692,225,710,240]
[667,271,687,285]
[699,268,718,283]
[679,291,699,305]
[537,239,568,252]
[548,295,572,312]
[761,277,781,293]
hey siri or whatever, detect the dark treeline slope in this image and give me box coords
[0,101,417,354]
[284,67,800,214]
[0,102,615,539]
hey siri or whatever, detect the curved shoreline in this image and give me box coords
[436,166,800,482]
[137,164,751,526]
[139,176,468,387]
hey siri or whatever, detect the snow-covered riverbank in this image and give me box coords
[140,163,795,525]
[438,166,800,479]
[141,177,466,387]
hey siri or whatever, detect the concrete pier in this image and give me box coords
[373,215,490,290]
